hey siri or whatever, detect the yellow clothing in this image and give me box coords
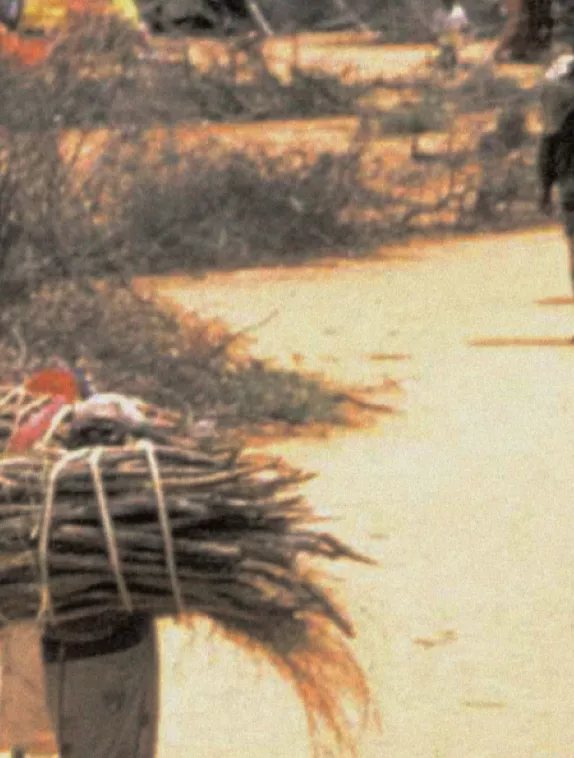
[20,0,141,32]
[438,29,461,49]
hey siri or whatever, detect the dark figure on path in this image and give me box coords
[494,0,553,61]
[539,53,574,294]
[42,614,158,758]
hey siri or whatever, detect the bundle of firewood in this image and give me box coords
[0,383,374,753]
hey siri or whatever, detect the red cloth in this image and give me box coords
[6,369,82,453]
[7,397,66,453]
[24,368,82,403]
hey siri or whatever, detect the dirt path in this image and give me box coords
[144,224,574,758]
[3,224,573,758]
[0,35,564,757]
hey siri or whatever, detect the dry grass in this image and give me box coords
[0,283,353,430]
[0,20,377,130]
[0,115,543,297]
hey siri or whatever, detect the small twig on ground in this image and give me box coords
[207,308,280,361]
[332,391,398,414]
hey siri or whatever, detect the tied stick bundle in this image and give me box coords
[0,386,376,755]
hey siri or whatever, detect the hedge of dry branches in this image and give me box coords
[0,111,543,299]
[0,18,378,130]
[0,284,358,429]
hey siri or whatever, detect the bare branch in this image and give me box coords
[245,0,274,36]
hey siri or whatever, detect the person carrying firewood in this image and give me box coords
[538,53,574,295]
[8,364,160,758]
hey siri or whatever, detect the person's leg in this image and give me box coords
[560,182,574,296]
[565,230,574,295]
[43,624,158,758]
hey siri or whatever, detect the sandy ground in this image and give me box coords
[141,223,574,758]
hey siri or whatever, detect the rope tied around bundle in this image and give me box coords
[138,439,185,615]
[37,441,189,626]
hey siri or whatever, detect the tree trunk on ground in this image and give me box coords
[494,0,553,61]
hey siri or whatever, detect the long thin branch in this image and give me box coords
[10,325,27,373]
[206,308,280,362]
[245,0,274,36]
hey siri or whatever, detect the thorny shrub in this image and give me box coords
[0,283,349,429]
[116,140,390,271]
[0,18,377,130]
[0,116,544,298]
[0,126,394,293]
[0,128,129,298]
[371,92,448,136]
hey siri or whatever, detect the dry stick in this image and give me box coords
[10,324,27,373]
[37,449,88,623]
[245,0,274,36]
[0,387,27,410]
[88,447,133,612]
[140,439,185,614]
[5,392,46,442]
[205,308,279,363]
[37,403,74,451]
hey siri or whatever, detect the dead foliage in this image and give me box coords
[0,126,397,293]
[369,91,448,136]
[0,108,544,301]
[0,20,376,130]
[116,139,391,271]
[0,283,351,430]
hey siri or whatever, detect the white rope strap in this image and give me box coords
[88,447,133,613]
[11,393,49,440]
[37,403,74,450]
[139,439,185,615]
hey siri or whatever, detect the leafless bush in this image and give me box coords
[178,36,378,121]
[0,128,130,299]
[371,92,448,136]
[0,23,375,130]
[0,12,146,131]
[447,71,534,115]
[0,122,391,293]
[0,282,351,428]
[471,131,538,227]
[113,136,391,271]
[367,98,540,239]
[0,113,543,299]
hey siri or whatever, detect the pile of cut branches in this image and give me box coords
[0,385,374,754]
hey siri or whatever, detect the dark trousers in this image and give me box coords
[43,622,159,758]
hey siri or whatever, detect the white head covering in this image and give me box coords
[541,55,574,133]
